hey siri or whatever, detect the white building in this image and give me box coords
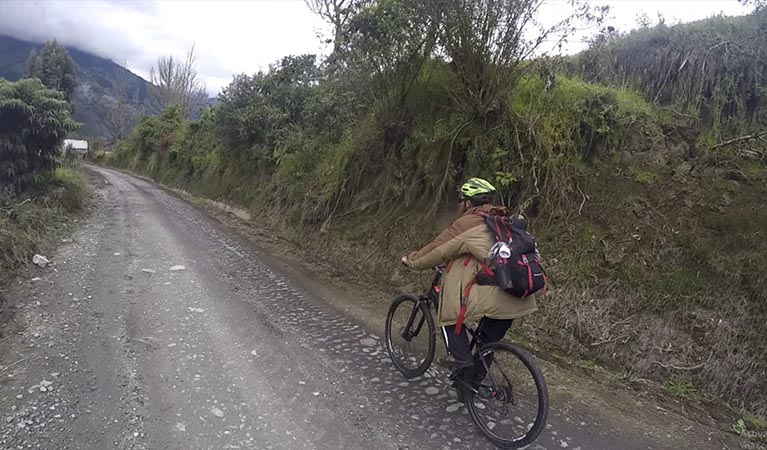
[62,139,89,158]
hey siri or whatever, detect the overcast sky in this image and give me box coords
[0,0,752,96]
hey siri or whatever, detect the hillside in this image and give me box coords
[0,35,152,138]
[0,35,154,139]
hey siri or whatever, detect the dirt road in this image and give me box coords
[0,166,734,450]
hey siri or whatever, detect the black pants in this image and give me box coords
[444,318,513,381]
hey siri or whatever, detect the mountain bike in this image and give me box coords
[384,265,549,449]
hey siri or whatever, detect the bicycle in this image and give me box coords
[384,265,549,449]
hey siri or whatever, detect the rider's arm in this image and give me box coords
[403,215,482,270]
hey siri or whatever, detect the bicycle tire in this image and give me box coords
[384,294,436,378]
[465,341,549,449]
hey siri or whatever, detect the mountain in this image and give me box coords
[0,35,155,139]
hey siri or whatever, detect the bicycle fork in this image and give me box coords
[401,299,428,341]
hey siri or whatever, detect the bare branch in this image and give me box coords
[304,0,358,51]
[711,130,767,150]
[149,44,207,116]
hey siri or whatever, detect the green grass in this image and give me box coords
[663,377,696,397]
[744,413,767,431]
[631,170,660,184]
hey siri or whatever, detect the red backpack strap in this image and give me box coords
[454,256,494,334]
[489,213,511,244]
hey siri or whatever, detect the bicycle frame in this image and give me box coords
[414,265,505,394]
[399,266,443,342]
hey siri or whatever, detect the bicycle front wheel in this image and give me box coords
[465,342,549,449]
[384,294,436,378]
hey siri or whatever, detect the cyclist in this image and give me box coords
[401,178,538,397]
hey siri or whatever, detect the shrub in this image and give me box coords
[0,78,78,190]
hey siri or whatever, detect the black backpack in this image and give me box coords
[476,211,547,298]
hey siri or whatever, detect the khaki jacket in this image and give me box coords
[405,204,538,327]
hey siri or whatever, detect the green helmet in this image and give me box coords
[459,178,496,203]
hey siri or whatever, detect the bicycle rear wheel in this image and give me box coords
[384,294,436,378]
[465,342,548,449]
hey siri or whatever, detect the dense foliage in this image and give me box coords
[26,40,77,103]
[0,78,78,190]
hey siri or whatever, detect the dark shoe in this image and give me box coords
[437,355,474,369]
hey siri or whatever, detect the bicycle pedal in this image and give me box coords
[476,386,493,400]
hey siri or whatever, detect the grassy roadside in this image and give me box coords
[0,165,90,287]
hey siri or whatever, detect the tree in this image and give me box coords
[304,0,368,52]
[26,40,78,103]
[435,0,607,117]
[103,84,138,143]
[740,0,767,11]
[102,63,139,143]
[0,78,78,190]
[216,55,322,163]
[335,0,438,107]
[149,44,207,117]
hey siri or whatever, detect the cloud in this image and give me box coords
[0,0,330,95]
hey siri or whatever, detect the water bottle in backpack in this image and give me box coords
[480,212,547,298]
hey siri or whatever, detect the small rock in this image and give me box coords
[560,440,569,448]
[141,269,156,275]
[211,407,224,418]
[32,254,50,268]
[175,422,186,432]
[30,277,42,282]
[425,387,439,395]
[114,252,121,256]
[446,403,461,413]
[170,265,186,272]
[313,392,320,396]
